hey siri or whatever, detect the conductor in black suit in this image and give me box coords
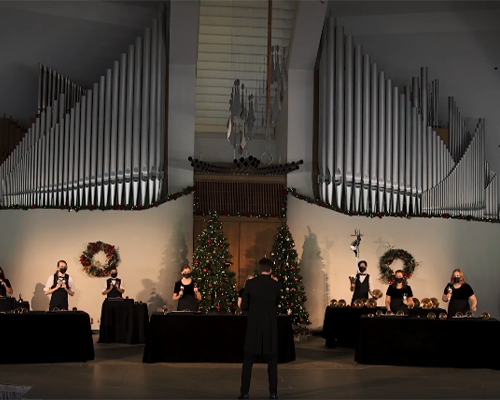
[239,257,281,400]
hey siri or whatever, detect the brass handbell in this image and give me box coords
[396,310,405,316]
[430,297,440,308]
[465,311,474,318]
[162,305,170,315]
[337,299,347,308]
[421,298,432,309]
[371,289,383,299]
[349,275,357,284]
[353,299,364,308]
[330,299,337,307]
[411,298,420,309]
[438,312,447,320]
[385,310,394,316]
[455,311,464,318]
[365,298,377,309]
[481,311,490,320]
[375,310,383,317]
[235,309,243,315]
[427,312,436,319]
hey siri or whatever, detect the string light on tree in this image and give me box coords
[270,224,310,326]
[191,212,237,313]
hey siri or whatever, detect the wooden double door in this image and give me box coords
[193,216,283,290]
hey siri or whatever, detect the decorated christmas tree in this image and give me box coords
[191,212,237,313]
[271,224,310,326]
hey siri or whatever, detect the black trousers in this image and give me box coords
[240,351,278,395]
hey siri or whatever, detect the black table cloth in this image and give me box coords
[0,311,94,363]
[143,313,296,363]
[98,299,149,344]
[355,315,500,369]
[0,297,30,312]
[322,306,447,348]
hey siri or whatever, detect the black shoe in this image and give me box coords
[238,393,249,399]
[270,393,278,399]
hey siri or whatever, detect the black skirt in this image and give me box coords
[177,294,198,311]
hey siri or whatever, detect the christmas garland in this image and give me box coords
[378,248,418,284]
[80,241,120,277]
[287,187,500,223]
[0,186,194,212]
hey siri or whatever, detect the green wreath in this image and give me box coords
[80,241,120,277]
[378,248,418,284]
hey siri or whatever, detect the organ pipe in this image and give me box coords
[316,15,496,219]
[0,6,168,210]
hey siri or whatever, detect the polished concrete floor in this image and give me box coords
[0,334,498,399]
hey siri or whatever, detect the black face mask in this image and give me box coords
[395,277,403,284]
[59,267,67,274]
[111,273,118,278]
[182,273,191,278]
[453,277,460,283]
[358,266,366,273]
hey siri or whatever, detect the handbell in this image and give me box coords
[353,299,364,308]
[481,311,490,320]
[349,275,357,284]
[465,311,474,318]
[371,289,383,299]
[330,299,337,307]
[421,298,432,309]
[365,298,377,309]
[337,299,347,308]
[438,312,447,320]
[375,310,383,317]
[430,297,440,308]
[396,310,405,316]
[455,311,464,318]
[411,298,420,309]
[427,312,436,319]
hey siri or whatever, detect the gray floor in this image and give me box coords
[0,335,499,399]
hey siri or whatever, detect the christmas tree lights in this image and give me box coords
[191,212,237,313]
[271,224,310,326]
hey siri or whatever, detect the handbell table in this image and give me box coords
[0,311,94,364]
[98,298,149,344]
[0,297,30,312]
[143,313,296,363]
[355,315,500,369]
[322,305,447,348]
